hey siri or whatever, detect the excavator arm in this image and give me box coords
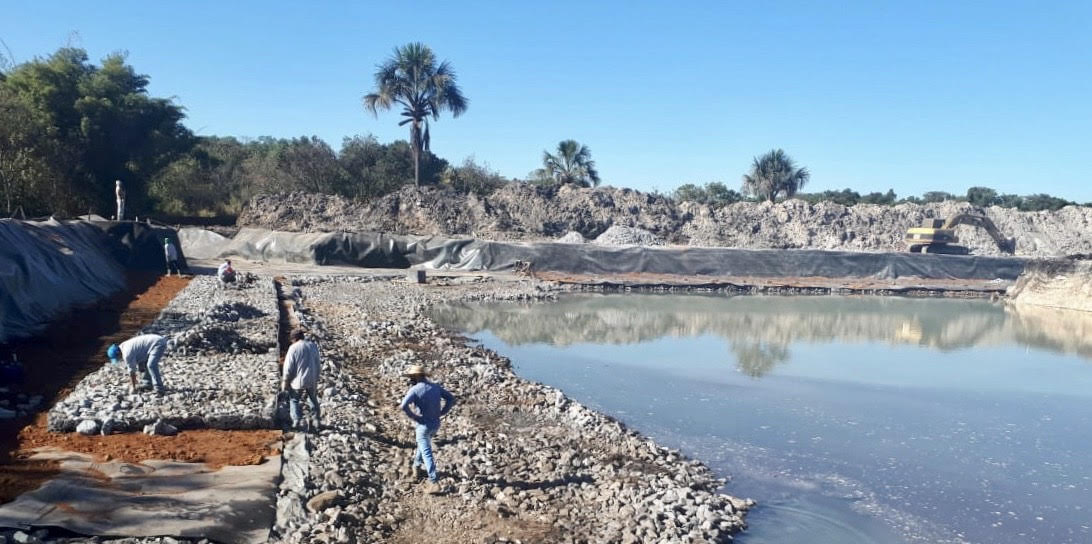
[941,214,1016,254]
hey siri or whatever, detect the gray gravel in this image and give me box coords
[555,231,585,244]
[47,276,280,433]
[268,275,750,544]
[35,272,751,543]
[593,225,666,247]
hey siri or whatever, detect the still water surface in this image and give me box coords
[432,295,1092,544]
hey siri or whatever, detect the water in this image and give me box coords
[431,294,1092,544]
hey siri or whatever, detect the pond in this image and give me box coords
[431,294,1092,544]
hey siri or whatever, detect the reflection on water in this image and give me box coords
[432,295,1092,378]
[432,295,1092,544]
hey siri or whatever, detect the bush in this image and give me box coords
[672,182,743,206]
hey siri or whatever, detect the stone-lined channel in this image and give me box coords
[432,293,1092,544]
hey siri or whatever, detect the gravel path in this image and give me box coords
[270,275,750,543]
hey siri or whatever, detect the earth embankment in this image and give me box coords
[1008,259,1092,313]
[237,185,1092,257]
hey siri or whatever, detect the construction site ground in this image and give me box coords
[0,274,281,506]
[0,256,1027,543]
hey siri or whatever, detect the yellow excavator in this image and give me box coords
[905,213,1016,255]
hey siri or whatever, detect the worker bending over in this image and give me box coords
[107,334,168,395]
[217,259,236,288]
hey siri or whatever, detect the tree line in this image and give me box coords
[673,179,1080,212]
[0,45,1085,219]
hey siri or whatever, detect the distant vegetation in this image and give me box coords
[363,42,467,188]
[741,149,811,202]
[530,140,601,187]
[0,45,1085,219]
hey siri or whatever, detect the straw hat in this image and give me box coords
[403,364,429,377]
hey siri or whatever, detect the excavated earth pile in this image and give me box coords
[1008,258,1092,313]
[238,186,1092,257]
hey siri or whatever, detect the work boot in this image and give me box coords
[423,480,442,495]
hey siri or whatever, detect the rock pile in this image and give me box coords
[238,185,1092,257]
[593,225,665,247]
[47,276,281,433]
[267,276,750,543]
[556,231,585,244]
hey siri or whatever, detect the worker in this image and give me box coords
[106,334,168,395]
[282,328,321,431]
[115,180,125,221]
[400,364,456,494]
[217,259,236,288]
[164,237,182,276]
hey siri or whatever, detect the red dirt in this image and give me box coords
[15,413,281,468]
[0,273,281,505]
[0,274,191,453]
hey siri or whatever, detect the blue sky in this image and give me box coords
[4,1,1091,201]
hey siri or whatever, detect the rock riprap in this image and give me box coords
[48,277,280,433]
[267,275,750,544]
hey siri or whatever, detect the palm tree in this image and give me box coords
[538,140,600,187]
[363,43,467,187]
[741,149,810,202]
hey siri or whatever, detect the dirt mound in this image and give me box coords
[237,186,1092,257]
[1008,258,1092,313]
[556,231,585,244]
[593,225,664,246]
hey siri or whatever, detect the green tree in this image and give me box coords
[537,139,601,187]
[922,191,955,203]
[741,149,810,202]
[860,189,897,205]
[673,183,706,203]
[363,43,467,187]
[966,186,999,207]
[338,135,447,198]
[996,193,1023,208]
[1019,193,1071,212]
[673,182,742,206]
[441,156,508,195]
[0,48,193,216]
[0,86,51,214]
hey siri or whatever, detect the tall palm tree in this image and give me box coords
[741,149,810,202]
[363,43,467,187]
[540,140,600,187]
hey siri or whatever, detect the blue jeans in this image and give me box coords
[413,422,440,482]
[136,338,167,390]
[289,387,320,429]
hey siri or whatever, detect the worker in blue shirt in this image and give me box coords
[400,364,456,494]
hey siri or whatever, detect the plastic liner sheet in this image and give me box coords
[181,228,1026,281]
[0,449,278,544]
[457,243,1028,280]
[0,219,126,344]
[182,227,475,268]
[91,221,189,271]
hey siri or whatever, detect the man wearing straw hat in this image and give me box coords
[400,363,456,494]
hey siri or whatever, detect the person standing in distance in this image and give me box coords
[163,237,182,276]
[400,364,456,494]
[282,328,321,431]
[115,180,125,221]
